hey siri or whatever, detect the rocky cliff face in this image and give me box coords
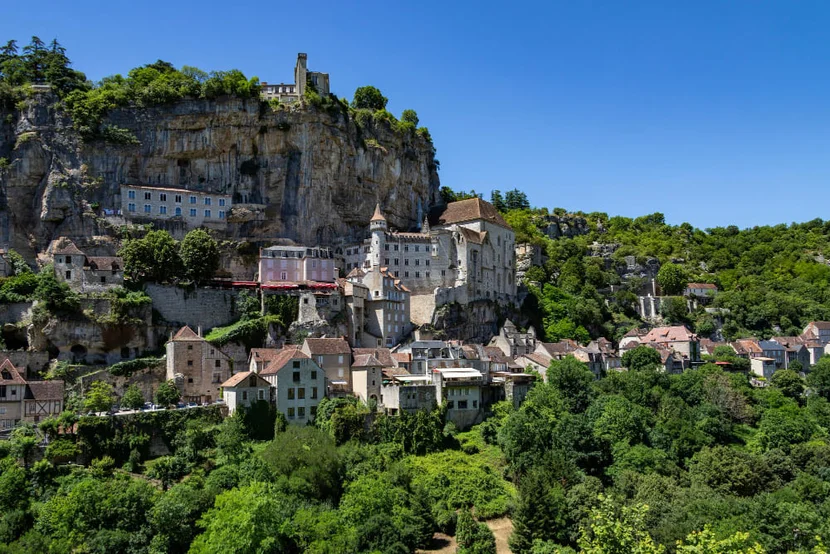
[0,92,440,257]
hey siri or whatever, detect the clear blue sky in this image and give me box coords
[3,1,829,229]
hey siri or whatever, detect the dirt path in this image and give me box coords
[417,518,514,554]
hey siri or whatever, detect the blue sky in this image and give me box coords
[3,1,829,229]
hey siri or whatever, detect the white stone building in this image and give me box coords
[341,198,517,306]
[345,266,411,347]
[221,371,271,415]
[260,53,330,103]
[120,184,231,229]
[259,346,326,424]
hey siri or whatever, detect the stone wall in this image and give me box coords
[0,302,32,325]
[145,284,242,331]
[0,350,50,378]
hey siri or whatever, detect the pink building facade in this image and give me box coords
[259,245,336,284]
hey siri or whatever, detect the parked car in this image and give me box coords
[176,402,186,409]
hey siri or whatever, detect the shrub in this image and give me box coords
[351,86,387,111]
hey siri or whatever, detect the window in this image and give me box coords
[287,407,295,418]
[144,204,151,213]
[415,272,420,278]
[215,359,221,368]
[258,389,264,400]
[458,400,468,409]
[298,406,305,418]
[187,360,193,366]
[128,203,136,212]
[415,259,420,266]
[100,276,106,283]
[447,401,454,409]
[218,210,225,218]
[280,271,287,280]
[144,192,152,200]
[426,260,430,266]
[311,387,318,399]
[0,385,6,398]
[190,208,197,217]
[404,259,409,266]
[242,391,248,400]
[219,198,225,206]
[425,271,430,278]
[293,371,300,382]
[473,400,478,408]
[190,196,197,204]
[204,209,211,218]
[288,388,295,400]
[384,244,389,251]
[175,207,181,216]
[310,406,317,417]
[298,388,305,399]
[293,361,300,369]
[159,205,167,214]
[175,194,182,203]
[205,197,211,205]
[394,244,399,251]
[159,193,167,201]
[384,258,389,265]
[404,271,409,278]
[187,345,193,350]
[394,258,399,265]
[404,245,409,252]
[128,190,136,199]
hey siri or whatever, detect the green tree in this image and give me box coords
[9,425,38,469]
[119,229,182,283]
[770,369,804,400]
[146,455,187,491]
[807,356,830,399]
[180,228,220,284]
[120,384,145,410]
[457,509,497,554]
[351,85,388,111]
[656,263,687,295]
[150,482,213,554]
[504,189,530,210]
[400,109,419,126]
[546,355,596,413]
[659,296,688,325]
[688,446,771,496]
[260,426,341,502]
[676,526,765,553]
[84,381,115,413]
[578,494,664,554]
[155,380,180,407]
[622,346,662,371]
[34,266,80,314]
[5,250,31,276]
[490,190,507,212]
[510,467,570,553]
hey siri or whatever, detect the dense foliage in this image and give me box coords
[120,228,220,285]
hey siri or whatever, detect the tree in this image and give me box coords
[400,109,419,126]
[155,380,180,407]
[84,381,115,413]
[351,86,388,110]
[504,188,530,211]
[119,230,182,283]
[676,526,764,553]
[688,445,771,497]
[34,265,80,314]
[509,467,570,553]
[180,228,220,284]
[121,384,145,410]
[6,250,31,276]
[146,455,187,491]
[622,346,662,372]
[457,509,497,554]
[490,190,507,212]
[578,494,664,554]
[770,369,804,400]
[656,263,687,295]
[261,426,341,502]
[546,355,596,413]
[9,425,38,469]
[807,356,830,399]
[659,297,688,325]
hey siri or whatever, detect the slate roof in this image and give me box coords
[429,198,511,230]
[304,338,351,355]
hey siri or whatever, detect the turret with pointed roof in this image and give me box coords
[370,203,388,232]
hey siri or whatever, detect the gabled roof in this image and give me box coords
[304,337,351,355]
[536,340,579,356]
[221,371,269,388]
[429,198,511,230]
[261,346,309,375]
[458,227,487,245]
[53,238,84,256]
[353,354,383,368]
[249,348,284,363]
[0,359,26,384]
[353,347,396,368]
[392,352,411,364]
[521,352,552,368]
[640,325,697,343]
[731,339,762,355]
[25,380,64,401]
[686,282,718,290]
[807,321,830,330]
[172,326,202,341]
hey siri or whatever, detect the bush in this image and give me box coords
[351,86,387,111]
[108,356,164,377]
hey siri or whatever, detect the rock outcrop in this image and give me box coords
[0,92,441,258]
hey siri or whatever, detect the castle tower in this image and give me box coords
[295,53,308,97]
[370,204,387,268]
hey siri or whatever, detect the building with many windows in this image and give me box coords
[259,346,326,424]
[120,184,231,228]
[166,326,233,404]
[260,53,330,103]
[258,245,336,284]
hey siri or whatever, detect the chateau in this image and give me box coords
[340,198,517,305]
[260,53,330,103]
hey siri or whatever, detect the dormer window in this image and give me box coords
[1,370,10,380]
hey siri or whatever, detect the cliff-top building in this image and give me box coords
[341,198,516,306]
[120,184,231,230]
[260,53,330,103]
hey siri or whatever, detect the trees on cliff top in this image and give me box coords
[119,228,219,285]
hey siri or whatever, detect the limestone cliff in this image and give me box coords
[0,92,440,258]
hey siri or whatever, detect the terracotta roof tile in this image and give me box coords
[261,346,308,375]
[25,380,64,400]
[172,326,202,341]
[640,325,697,344]
[0,359,26,384]
[304,338,351,355]
[221,371,269,388]
[353,347,396,367]
[353,354,383,368]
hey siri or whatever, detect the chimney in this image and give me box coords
[197,326,202,337]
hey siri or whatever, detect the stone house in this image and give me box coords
[802,321,830,345]
[640,325,700,362]
[514,352,553,379]
[751,357,777,380]
[249,348,283,373]
[351,353,383,405]
[221,371,271,415]
[260,346,326,424]
[0,359,63,429]
[258,245,336,284]
[260,53,329,103]
[51,238,124,292]
[684,283,718,300]
[381,375,437,415]
[433,367,485,429]
[121,184,231,230]
[346,266,411,347]
[535,339,580,361]
[488,319,536,357]
[300,338,352,392]
[758,340,786,369]
[770,337,812,370]
[340,278,368,346]
[165,326,233,404]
